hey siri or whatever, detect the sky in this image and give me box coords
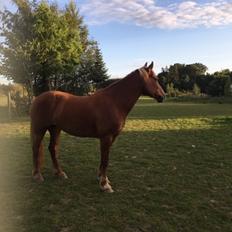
[0,0,232,82]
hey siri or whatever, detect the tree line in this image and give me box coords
[158,63,232,97]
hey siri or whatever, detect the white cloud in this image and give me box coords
[79,0,232,29]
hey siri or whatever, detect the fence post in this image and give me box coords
[7,91,11,119]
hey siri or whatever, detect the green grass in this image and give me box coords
[0,98,232,232]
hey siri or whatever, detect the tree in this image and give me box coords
[0,0,35,101]
[0,0,108,99]
[168,63,182,88]
[65,1,89,51]
[205,69,230,97]
[185,63,207,78]
[159,63,209,93]
[28,1,83,95]
[158,67,169,91]
[62,41,109,95]
[93,45,108,82]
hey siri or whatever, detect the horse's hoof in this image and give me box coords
[99,176,113,192]
[100,182,114,193]
[32,173,44,182]
[104,187,114,193]
[100,186,114,193]
[55,171,68,179]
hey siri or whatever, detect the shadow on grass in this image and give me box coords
[1,124,232,232]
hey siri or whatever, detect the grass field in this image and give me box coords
[0,97,232,232]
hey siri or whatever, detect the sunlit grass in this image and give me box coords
[0,99,232,231]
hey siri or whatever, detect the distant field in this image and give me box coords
[0,98,232,232]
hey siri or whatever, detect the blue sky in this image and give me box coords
[78,0,232,77]
[1,0,232,82]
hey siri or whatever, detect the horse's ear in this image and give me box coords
[148,61,154,70]
[144,62,148,68]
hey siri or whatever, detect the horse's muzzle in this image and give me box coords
[156,96,165,103]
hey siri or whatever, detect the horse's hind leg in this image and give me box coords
[48,126,68,179]
[32,130,46,182]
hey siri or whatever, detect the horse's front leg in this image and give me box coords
[98,136,114,193]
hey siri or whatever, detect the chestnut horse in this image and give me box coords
[30,62,165,192]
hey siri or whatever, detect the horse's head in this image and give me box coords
[139,62,165,103]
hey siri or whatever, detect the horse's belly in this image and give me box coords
[55,103,125,138]
[62,127,97,138]
[59,120,98,138]
[60,119,123,138]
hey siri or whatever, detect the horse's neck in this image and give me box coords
[105,72,143,117]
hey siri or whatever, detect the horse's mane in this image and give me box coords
[99,69,141,91]
[138,68,148,78]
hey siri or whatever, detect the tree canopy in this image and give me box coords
[0,0,109,99]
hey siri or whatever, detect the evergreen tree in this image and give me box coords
[91,42,109,85]
[64,41,109,95]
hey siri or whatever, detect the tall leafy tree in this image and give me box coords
[65,1,89,51]
[208,69,231,97]
[0,0,35,100]
[0,0,109,99]
[159,63,208,92]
